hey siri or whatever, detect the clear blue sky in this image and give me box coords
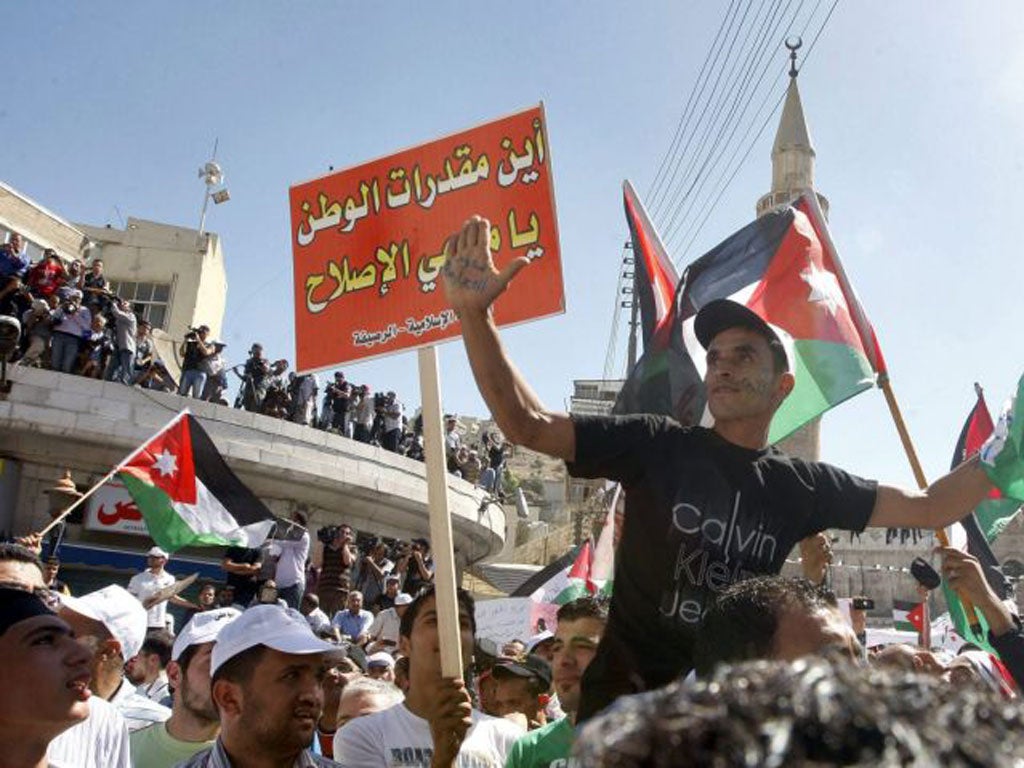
[5,2,1023,489]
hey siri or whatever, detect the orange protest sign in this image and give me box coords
[290,104,565,372]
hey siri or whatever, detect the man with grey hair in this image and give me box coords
[334,677,404,736]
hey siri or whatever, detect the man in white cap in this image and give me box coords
[365,652,396,683]
[128,546,196,632]
[59,584,171,732]
[442,215,999,719]
[365,592,412,654]
[177,604,346,767]
[130,607,241,767]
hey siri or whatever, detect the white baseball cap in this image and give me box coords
[366,651,395,669]
[171,607,241,661]
[60,585,147,660]
[211,604,346,676]
[394,593,414,607]
[526,629,555,653]
[147,546,169,559]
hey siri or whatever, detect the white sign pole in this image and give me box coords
[417,345,464,678]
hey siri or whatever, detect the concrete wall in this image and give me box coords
[78,218,228,341]
[0,367,505,565]
[0,181,90,259]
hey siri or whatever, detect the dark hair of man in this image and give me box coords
[694,576,836,676]
[556,596,610,624]
[141,630,174,667]
[399,585,476,639]
[211,644,267,687]
[0,543,44,575]
[766,336,788,375]
[575,655,1024,767]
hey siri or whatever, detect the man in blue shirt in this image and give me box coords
[331,590,373,645]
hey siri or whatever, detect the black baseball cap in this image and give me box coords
[492,654,552,689]
[694,299,793,372]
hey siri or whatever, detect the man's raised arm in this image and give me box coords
[442,216,575,462]
[867,454,994,530]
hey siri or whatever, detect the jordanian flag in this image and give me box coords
[615,189,886,444]
[892,599,925,633]
[117,411,277,552]
[945,385,1022,650]
[511,487,618,605]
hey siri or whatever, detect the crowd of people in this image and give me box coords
[1,235,171,387]
[4,217,1024,766]
[3,529,1023,768]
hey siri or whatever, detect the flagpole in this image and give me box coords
[877,375,983,633]
[417,346,464,679]
[36,409,191,537]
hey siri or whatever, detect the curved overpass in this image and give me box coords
[0,367,506,570]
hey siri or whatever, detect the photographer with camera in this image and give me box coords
[355,538,394,608]
[200,341,229,403]
[178,324,213,398]
[314,525,358,616]
[381,391,403,453]
[82,258,112,313]
[50,288,92,373]
[105,298,138,385]
[351,384,375,443]
[261,359,291,418]
[326,371,353,435]
[77,312,113,379]
[234,342,270,412]
[15,296,57,368]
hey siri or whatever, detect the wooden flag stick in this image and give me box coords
[417,346,464,678]
[878,375,982,633]
[37,410,190,537]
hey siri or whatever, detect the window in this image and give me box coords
[108,279,173,331]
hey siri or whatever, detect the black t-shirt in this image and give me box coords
[223,546,262,607]
[568,414,877,686]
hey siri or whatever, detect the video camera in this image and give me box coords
[317,525,341,545]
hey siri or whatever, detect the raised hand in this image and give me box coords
[442,216,532,318]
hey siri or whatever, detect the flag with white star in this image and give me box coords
[615,190,886,444]
[117,411,276,552]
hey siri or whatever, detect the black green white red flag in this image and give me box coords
[945,386,1021,651]
[615,189,886,443]
[116,411,276,552]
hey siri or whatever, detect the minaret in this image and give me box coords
[757,39,826,461]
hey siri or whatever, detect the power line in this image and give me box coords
[658,0,795,244]
[672,0,842,266]
[649,0,757,221]
[644,0,741,213]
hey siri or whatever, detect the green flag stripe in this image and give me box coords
[769,339,875,443]
[941,581,996,654]
[119,473,202,552]
[983,374,1024,501]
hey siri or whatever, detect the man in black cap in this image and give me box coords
[491,655,553,730]
[0,584,93,768]
[441,215,996,719]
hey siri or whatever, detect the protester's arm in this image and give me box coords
[442,216,576,462]
[427,678,474,768]
[220,557,259,576]
[938,547,1015,636]
[867,456,993,529]
[939,546,1024,689]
